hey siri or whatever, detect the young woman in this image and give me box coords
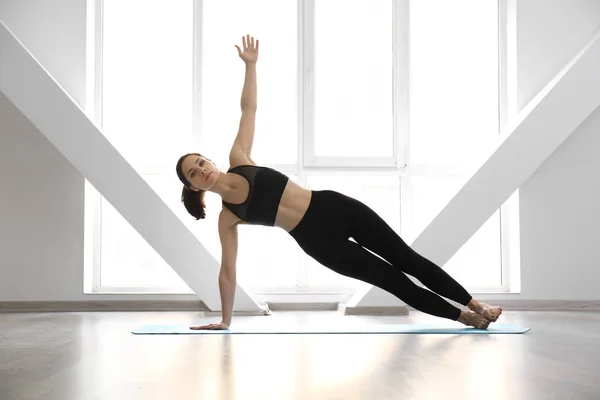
[176,35,502,331]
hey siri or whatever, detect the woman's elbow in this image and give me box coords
[219,266,236,283]
[241,103,257,112]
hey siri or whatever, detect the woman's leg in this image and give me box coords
[337,193,471,304]
[302,237,490,328]
[334,192,502,321]
[289,190,494,327]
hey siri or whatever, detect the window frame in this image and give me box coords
[300,0,407,169]
[86,0,518,296]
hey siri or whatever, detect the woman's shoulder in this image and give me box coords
[228,151,257,171]
[228,160,258,172]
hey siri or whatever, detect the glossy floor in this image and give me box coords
[1,310,599,400]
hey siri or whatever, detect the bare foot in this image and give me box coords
[468,299,502,322]
[458,311,491,330]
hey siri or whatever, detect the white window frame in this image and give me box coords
[84,0,104,294]
[498,0,520,293]
[86,0,519,296]
[84,0,196,294]
[301,0,407,169]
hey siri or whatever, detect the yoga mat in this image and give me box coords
[132,322,530,335]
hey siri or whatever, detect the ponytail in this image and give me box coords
[176,152,209,220]
[181,186,206,220]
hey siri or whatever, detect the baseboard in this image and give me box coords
[267,302,339,311]
[407,300,600,313]
[3,300,597,314]
[339,300,600,315]
[482,300,600,311]
[0,300,208,313]
[340,304,410,316]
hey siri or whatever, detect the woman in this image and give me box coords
[176,35,502,331]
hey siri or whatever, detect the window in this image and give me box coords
[406,0,503,288]
[91,0,512,296]
[312,0,393,159]
[409,0,499,168]
[408,175,502,287]
[201,0,298,166]
[97,0,194,290]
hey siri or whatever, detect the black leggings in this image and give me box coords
[288,190,473,320]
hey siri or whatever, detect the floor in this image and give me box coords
[0,310,599,400]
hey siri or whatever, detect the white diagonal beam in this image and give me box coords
[349,29,600,308]
[0,22,262,312]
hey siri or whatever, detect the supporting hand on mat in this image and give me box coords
[190,322,229,330]
[235,34,259,64]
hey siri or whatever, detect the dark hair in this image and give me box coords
[176,152,208,220]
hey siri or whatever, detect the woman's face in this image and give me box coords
[181,154,219,191]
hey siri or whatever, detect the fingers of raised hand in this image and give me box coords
[241,34,258,52]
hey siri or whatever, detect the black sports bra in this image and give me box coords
[222,165,289,226]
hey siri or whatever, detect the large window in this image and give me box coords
[97,0,194,291]
[406,0,502,288]
[312,0,393,159]
[201,0,298,166]
[409,0,499,167]
[91,0,512,296]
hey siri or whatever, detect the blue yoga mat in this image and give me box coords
[132,322,529,335]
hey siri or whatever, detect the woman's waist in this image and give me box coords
[274,181,313,232]
[286,189,349,236]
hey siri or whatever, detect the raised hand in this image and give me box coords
[235,34,259,64]
[189,321,229,330]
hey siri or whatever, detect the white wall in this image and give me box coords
[0,0,87,107]
[517,0,600,111]
[516,0,600,300]
[0,93,86,301]
[519,107,600,300]
[0,0,87,301]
